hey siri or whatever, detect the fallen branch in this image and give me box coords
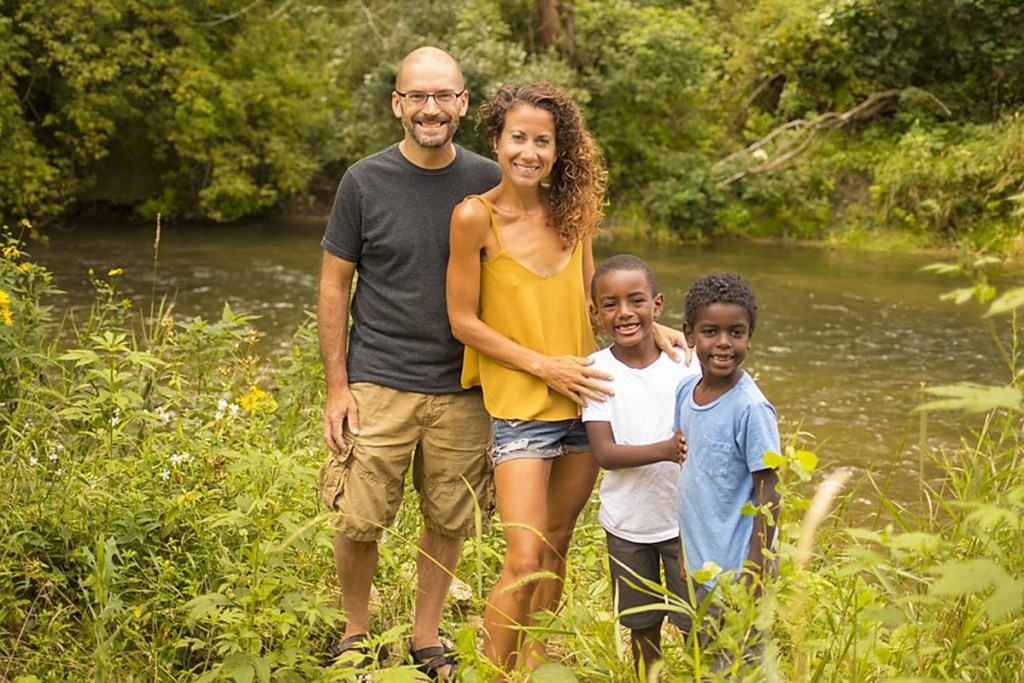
[713,88,948,188]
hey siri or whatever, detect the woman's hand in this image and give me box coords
[653,322,693,365]
[535,355,614,406]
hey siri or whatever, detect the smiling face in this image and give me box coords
[392,50,468,151]
[494,104,556,187]
[684,302,752,387]
[591,268,663,366]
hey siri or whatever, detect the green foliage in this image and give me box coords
[4,207,1024,678]
[2,0,1024,254]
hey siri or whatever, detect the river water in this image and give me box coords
[34,217,1014,508]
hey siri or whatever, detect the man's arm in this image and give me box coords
[584,421,685,469]
[745,467,781,597]
[318,251,358,454]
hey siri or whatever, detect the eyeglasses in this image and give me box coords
[395,90,465,107]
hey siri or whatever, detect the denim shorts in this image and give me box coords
[490,418,590,466]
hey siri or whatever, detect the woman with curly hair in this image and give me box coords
[447,82,685,673]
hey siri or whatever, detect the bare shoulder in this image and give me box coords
[452,195,492,225]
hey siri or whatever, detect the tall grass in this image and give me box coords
[1,224,1022,681]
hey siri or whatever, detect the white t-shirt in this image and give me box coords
[582,348,701,543]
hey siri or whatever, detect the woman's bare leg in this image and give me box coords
[520,450,599,667]
[483,458,553,673]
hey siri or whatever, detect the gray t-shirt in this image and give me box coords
[322,143,501,393]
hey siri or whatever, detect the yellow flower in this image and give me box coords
[16,263,30,274]
[2,244,20,260]
[19,218,32,229]
[122,297,132,310]
[0,289,12,326]
[239,386,277,414]
[108,268,124,277]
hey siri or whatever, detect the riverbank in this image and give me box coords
[3,223,1022,679]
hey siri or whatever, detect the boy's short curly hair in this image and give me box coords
[478,81,608,247]
[591,254,658,302]
[684,272,758,334]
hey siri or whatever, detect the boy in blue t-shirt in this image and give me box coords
[675,272,781,603]
[582,254,699,677]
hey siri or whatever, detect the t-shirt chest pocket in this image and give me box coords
[695,435,733,478]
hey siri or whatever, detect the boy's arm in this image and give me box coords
[584,421,685,469]
[744,467,781,598]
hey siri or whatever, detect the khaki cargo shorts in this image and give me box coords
[318,383,494,542]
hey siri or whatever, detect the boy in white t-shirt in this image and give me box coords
[582,254,700,677]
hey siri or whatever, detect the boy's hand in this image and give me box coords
[675,430,688,464]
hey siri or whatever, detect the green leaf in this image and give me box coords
[186,592,232,622]
[985,287,1024,317]
[930,559,1024,622]
[795,449,818,473]
[529,663,580,682]
[693,561,722,584]
[861,606,907,624]
[916,384,1023,414]
[888,532,941,552]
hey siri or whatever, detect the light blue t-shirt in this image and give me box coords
[674,372,780,587]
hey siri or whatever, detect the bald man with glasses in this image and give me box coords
[317,46,500,679]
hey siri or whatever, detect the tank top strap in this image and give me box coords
[465,194,505,251]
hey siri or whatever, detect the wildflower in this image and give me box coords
[2,244,20,259]
[160,470,170,481]
[19,218,31,229]
[240,387,277,414]
[48,452,58,462]
[29,456,38,466]
[108,267,124,277]
[169,452,191,466]
[122,298,132,310]
[110,408,121,427]
[215,398,241,420]
[0,289,12,326]
[154,406,174,424]
[16,263,30,274]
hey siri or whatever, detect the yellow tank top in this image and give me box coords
[460,196,597,421]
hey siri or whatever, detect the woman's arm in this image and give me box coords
[447,201,612,406]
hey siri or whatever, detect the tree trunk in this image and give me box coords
[537,0,561,52]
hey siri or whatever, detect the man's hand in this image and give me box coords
[323,385,359,454]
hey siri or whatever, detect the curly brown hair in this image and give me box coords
[479,82,608,247]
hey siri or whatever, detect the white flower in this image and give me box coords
[48,452,58,462]
[228,403,240,417]
[160,469,171,481]
[29,456,38,466]
[169,452,191,466]
[154,406,174,424]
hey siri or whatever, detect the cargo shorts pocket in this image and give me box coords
[318,444,354,511]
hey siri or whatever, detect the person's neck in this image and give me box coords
[492,182,547,217]
[398,139,457,170]
[609,339,660,370]
[693,369,743,405]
